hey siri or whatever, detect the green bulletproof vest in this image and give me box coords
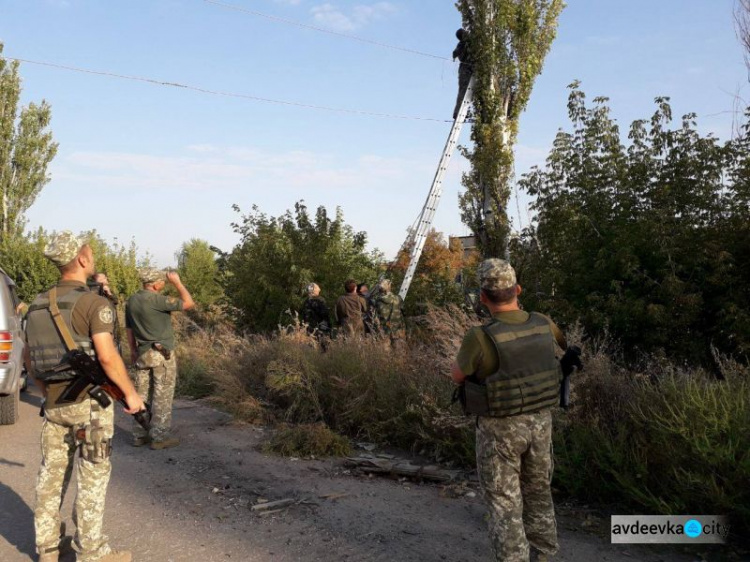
[480,312,561,418]
[26,286,97,382]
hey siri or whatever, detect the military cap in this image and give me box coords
[478,258,517,291]
[139,267,166,284]
[44,230,87,267]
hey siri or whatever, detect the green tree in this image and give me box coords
[0,229,148,303]
[176,238,223,308]
[456,0,564,257]
[518,84,750,362]
[0,45,58,239]
[221,202,381,332]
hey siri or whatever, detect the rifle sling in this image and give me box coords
[48,286,80,353]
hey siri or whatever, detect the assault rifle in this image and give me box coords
[559,345,583,409]
[45,350,151,431]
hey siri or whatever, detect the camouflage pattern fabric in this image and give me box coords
[478,258,517,291]
[36,398,114,561]
[44,231,86,267]
[138,267,166,284]
[373,292,405,337]
[476,409,558,561]
[132,348,177,443]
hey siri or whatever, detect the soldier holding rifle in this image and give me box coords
[24,231,144,562]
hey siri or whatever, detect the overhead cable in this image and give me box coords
[9,56,452,123]
[202,0,452,62]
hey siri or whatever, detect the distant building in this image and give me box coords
[449,235,477,261]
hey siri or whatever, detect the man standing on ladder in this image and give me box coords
[453,28,474,120]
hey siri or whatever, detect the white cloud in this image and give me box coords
[274,0,302,5]
[310,2,397,32]
[57,145,422,192]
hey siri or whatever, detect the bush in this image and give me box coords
[177,308,750,537]
[555,338,750,537]
[263,423,352,458]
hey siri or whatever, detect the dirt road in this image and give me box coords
[1,390,701,562]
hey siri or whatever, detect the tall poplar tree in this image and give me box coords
[455,0,564,257]
[0,44,58,239]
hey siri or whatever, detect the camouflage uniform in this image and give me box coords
[476,411,557,561]
[37,399,115,561]
[126,267,183,445]
[372,281,405,340]
[132,348,177,443]
[27,232,117,561]
[457,259,560,562]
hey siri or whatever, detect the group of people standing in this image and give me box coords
[301,277,405,341]
[23,231,194,561]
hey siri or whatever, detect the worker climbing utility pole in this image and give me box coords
[455,0,564,259]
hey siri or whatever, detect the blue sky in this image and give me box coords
[0,0,744,266]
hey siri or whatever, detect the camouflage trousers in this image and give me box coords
[476,409,558,562]
[132,348,177,443]
[36,397,114,561]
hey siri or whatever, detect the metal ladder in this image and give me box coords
[398,76,474,302]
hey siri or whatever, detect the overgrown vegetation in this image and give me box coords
[219,202,382,333]
[175,312,750,536]
[263,423,352,458]
[554,337,750,536]
[517,85,750,363]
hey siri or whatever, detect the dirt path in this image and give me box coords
[1,390,703,562]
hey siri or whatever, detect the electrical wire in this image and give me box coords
[202,0,452,62]
[8,56,453,123]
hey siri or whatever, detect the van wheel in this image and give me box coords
[21,372,28,392]
[0,385,20,425]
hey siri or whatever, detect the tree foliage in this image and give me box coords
[221,202,381,333]
[0,229,147,303]
[456,0,564,257]
[176,238,223,308]
[517,84,750,363]
[390,229,477,314]
[0,45,58,239]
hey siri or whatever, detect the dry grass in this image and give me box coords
[175,308,750,538]
[263,423,352,458]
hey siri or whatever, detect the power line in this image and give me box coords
[202,0,452,62]
[8,56,452,123]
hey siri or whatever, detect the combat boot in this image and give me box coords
[150,436,180,450]
[530,550,551,562]
[97,551,132,562]
[132,435,151,447]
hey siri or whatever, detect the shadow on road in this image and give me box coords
[0,480,36,560]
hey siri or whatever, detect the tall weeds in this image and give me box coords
[176,310,750,536]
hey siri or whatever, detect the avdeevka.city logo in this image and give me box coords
[611,515,729,544]
[684,519,703,539]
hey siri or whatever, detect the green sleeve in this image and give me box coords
[154,294,183,312]
[456,327,483,377]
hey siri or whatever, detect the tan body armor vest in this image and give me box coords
[26,286,97,382]
[480,312,562,417]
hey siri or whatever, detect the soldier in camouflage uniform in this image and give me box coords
[126,268,194,450]
[24,231,145,562]
[451,259,567,562]
[372,279,405,341]
[301,283,332,335]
